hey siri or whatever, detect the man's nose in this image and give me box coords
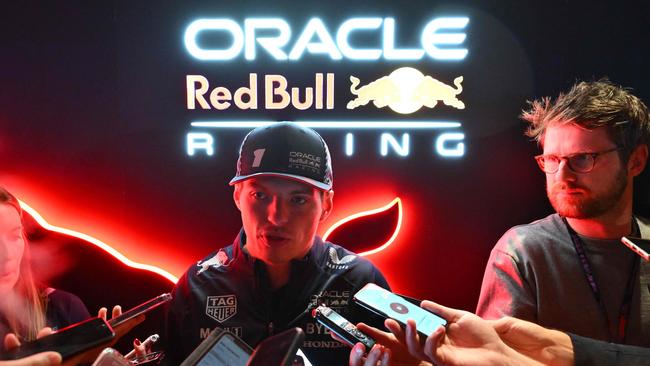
[267,198,289,226]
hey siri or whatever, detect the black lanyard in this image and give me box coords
[562,217,640,343]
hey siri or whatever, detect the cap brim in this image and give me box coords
[229,172,332,191]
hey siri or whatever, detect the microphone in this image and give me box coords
[286,272,341,328]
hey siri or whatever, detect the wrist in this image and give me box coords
[544,331,574,366]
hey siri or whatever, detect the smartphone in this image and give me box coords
[353,283,447,337]
[91,348,130,366]
[246,327,305,366]
[109,293,172,328]
[621,236,650,262]
[0,317,115,361]
[180,328,252,366]
[311,305,375,352]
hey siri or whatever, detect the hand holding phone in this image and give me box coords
[353,283,447,337]
[0,317,115,361]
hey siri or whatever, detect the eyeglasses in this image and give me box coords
[534,147,622,174]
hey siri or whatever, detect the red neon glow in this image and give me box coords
[19,200,178,284]
[323,197,402,256]
[17,192,401,285]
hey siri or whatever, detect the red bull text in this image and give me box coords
[187,73,334,110]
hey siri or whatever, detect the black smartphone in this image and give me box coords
[246,328,305,366]
[0,317,115,361]
[621,236,650,262]
[108,293,172,328]
[180,328,252,366]
[312,305,375,352]
[353,283,447,337]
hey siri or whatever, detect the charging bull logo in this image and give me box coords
[347,67,465,114]
[196,250,230,275]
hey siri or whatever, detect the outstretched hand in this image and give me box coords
[488,316,574,366]
[392,301,541,366]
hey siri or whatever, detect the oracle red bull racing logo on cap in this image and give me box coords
[348,67,464,114]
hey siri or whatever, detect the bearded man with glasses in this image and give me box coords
[476,80,650,347]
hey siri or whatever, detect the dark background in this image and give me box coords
[1,0,649,316]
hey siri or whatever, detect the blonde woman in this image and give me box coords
[0,187,89,351]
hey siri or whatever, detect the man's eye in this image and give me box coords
[571,154,591,164]
[292,196,308,205]
[251,192,267,200]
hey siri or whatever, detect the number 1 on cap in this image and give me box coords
[252,149,266,168]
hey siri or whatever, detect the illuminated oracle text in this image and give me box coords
[184,17,469,61]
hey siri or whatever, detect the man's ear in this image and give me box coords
[628,144,648,177]
[320,190,334,222]
[233,184,242,211]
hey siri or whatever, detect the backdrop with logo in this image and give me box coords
[1,1,649,311]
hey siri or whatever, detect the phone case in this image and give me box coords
[247,328,305,366]
[109,293,172,328]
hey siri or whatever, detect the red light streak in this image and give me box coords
[322,197,402,256]
[19,200,179,284]
[17,195,402,284]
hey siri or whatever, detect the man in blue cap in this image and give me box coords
[165,122,389,365]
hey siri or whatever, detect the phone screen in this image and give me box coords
[0,317,115,360]
[180,329,252,366]
[196,333,250,366]
[353,283,447,336]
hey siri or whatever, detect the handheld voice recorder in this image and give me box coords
[312,305,375,352]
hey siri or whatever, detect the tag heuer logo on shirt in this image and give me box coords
[206,295,237,323]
